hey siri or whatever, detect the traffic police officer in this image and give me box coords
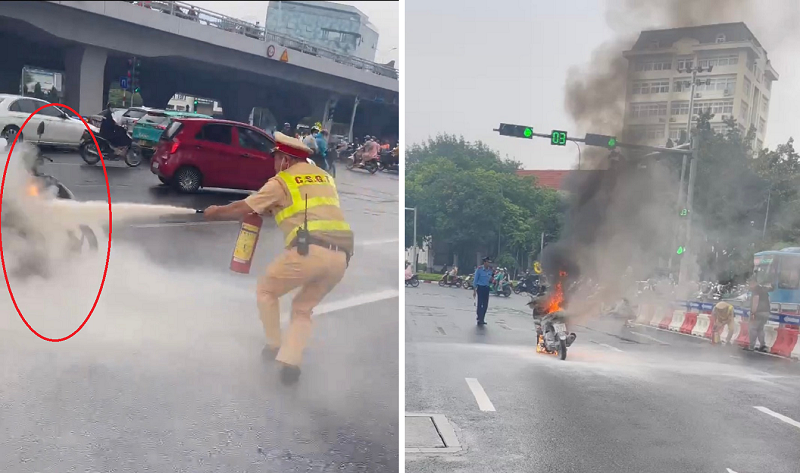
[203,132,354,384]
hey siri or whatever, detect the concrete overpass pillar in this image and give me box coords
[220,85,255,124]
[64,45,107,116]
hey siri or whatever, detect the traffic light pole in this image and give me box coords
[493,128,692,156]
[678,137,699,285]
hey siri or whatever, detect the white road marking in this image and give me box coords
[309,289,399,317]
[599,343,624,353]
[360,238,399,246]
[727,468,738,473]
[754,406,800,430]
[629,331,670,345]
[465,378,496,412]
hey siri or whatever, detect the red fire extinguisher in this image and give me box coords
[230,212,263,274]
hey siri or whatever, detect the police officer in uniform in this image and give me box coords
[203,132,354,384]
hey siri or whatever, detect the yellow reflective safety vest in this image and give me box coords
[274,162,354,253]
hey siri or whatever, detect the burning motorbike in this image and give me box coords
[3,125,99,278]
[526,272,577,360]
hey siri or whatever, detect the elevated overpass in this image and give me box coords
[0,1,398,137]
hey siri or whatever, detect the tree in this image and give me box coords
[405,135,563,270]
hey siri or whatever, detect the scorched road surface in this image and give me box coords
[405,284,800,473]
[0,153,399,472]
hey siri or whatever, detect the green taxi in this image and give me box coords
[132,110,212,157]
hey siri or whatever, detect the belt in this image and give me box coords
[292,237,352,266]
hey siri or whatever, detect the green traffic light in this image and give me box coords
[677,246,685,255]
[523,128,532,138]
[680,209,688,216]
[608,137,616,148]
[134,87,140,93]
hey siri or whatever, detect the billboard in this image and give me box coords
[20,66,64,100]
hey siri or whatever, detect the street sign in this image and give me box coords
[551,130,567,146]
[280,49,289,62]
[120,77,129,90]
[267,45,275,58]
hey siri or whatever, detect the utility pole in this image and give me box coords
[763,189,771,239]
[671,60,712,273]
[679,136,699,284]
[405,207,418,273]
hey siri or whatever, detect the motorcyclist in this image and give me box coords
[99,102,131,152]
[362,135,380,163]
[405,263,413,281]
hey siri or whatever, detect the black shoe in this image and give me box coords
[279,363,301,385]
[261,345,279,360]
[477,321,487,326]
[757,346,769,353]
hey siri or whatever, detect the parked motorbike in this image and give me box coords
[438,274,464,287]
[405,274,420,287]
[79,127,142,167]
[514,274,540,295]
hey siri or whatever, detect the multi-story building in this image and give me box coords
[167,93,223,117]
[622,23,778,151]
[266,1,379,62]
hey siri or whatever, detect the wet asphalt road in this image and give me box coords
[405,283,800,473]
[0,152,400,472]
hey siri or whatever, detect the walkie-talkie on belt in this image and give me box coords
[297,194,310,256]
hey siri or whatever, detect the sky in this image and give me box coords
[184,1,400,65]
[406,0,800,170]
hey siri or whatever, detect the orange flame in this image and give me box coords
[545,271,567,314]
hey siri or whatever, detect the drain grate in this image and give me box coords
[405,413,462,454]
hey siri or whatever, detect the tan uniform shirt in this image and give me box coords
[712,301,735,324]
[244,176,290,217]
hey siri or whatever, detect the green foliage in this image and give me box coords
[108,86,143,108]
[405,134,563,269]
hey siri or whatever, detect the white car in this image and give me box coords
[119,107,152,132]
[0,94,98,148]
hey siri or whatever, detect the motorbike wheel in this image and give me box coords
[462,280,470,289]
[558,339,568,360]
[368,162,378,174]
[80,142,101,165]
[125,146,143,167]
[513,285,521,294]
[438,280,445,287]
[503,285,512,297]
[346,156,356,170]
[411,278,419,288]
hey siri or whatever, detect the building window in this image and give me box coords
[694,76,736,92]
[671,101,690,116]
[743,77,751,98]
[174,93,185,100]
[632,80,669,95]
[676,57,694,71]
[669,127,687,140]
[711,124,728,135]
[715,34,726,43]
[693,99,734,116]
[698,55,739,69]
[759,117,766,133]
[630,125,665,141]
[740,101,749,122]
[757,139,764,150]
[762,97,769,113]
[630,102,667,118]
[634,58,672,72]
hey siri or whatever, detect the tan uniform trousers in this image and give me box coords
[256,244,347,366]
[712,316,735,344]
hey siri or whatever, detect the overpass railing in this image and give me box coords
[126,0,399,79]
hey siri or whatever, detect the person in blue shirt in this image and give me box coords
[315,129,329,171]
[473,257,494,325]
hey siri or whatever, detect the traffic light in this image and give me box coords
[498,123,533,139]
[585,133,617,149]
[676,246,685,255]
[679,208,688,217]
[193,98,198,112]
[551,130,567,146]
[132,58,141,93]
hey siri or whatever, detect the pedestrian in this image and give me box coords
[711,300,735,345]
[316,129,330,171]
[473,257,493,326]
[282,122,292,136]
[746,279,771,352]
[202,132,353,384]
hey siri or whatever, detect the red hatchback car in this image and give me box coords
[151,118,276,192]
